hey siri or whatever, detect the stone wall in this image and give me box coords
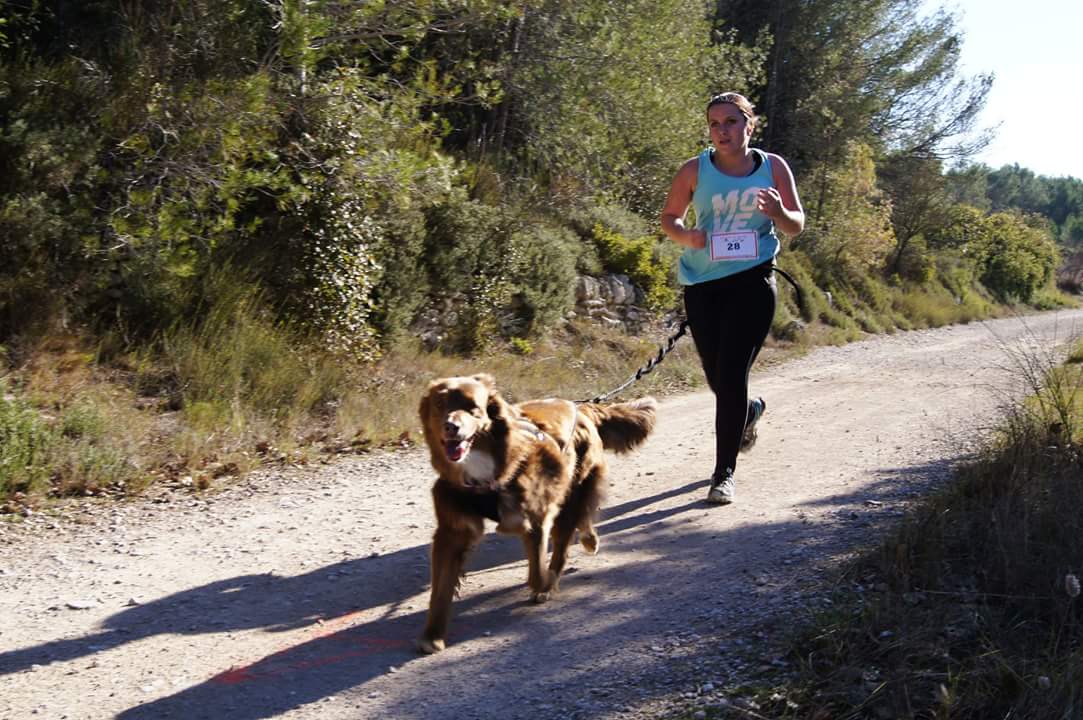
[570,273,650,330]
[413,273,651,348]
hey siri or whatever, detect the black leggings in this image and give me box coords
[683,262,777,478]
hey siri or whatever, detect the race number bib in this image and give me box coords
[709,231,758,261]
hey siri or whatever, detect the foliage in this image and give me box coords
[0,388,54,496]
[798,142,895,278]
[590,225,678,311]
[507,223,579,335]
[407,199,581,348]
[974,212,1060,302]
[437,0,763,213]
[781,342,1083,719]
[714,0,992,173]
[160,274,347,432]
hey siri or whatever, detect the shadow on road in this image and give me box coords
[2,467,950,719]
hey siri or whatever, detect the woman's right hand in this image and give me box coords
[683,228,707,249]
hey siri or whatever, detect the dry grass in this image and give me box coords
[756,339,1083,719]
[333,320,706,447]
[0,316,710,509]
[0,276,1073,512]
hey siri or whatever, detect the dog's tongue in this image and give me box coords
[446,439,468,462]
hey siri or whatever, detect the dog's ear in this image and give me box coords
[485,388,510,425]
[472,373,496,392]
[418,392,430,424]
[419,380,447,423]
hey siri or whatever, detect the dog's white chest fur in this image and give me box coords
[463,449,497,483]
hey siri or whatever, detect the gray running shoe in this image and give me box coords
[707,470,735,504]
[740,397,766,453]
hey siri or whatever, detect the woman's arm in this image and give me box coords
[760,153,805,237]
[660,157,706,249]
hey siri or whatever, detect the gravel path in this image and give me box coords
[2,309,1082,720]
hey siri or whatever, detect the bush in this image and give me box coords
[590,224,677,311]
[419,196,523,352]
[570,203,652,243]
[507,224,579,336]
[893,235,936,283]
[975,212,1059,303]
[0,390,55,496]
[159,275,347,439]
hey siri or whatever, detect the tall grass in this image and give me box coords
[768,337,1083,719]
[0,389,54,497]
[0,384,140,502]
[159,279,349,464]
[0,252,1074,509]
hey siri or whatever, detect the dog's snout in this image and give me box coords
[444,419,460,437]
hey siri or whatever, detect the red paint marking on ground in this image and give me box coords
[209,625,411,686]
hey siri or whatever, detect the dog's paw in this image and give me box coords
[580,529,599,555]
[417,636,446,654]
[531,591,551,604]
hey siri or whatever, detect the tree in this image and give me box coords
[975,212,1059,302]
[432,0,764,212]
[879,154,952,276]
[711,0,992,174]
[797,142,895,277]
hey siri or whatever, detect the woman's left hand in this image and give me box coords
[756,187,785,220]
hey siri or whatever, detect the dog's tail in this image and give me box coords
[578,397,657,454]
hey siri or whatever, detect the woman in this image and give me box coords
[660,92,804,504]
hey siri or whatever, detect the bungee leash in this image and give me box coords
[577,266,806,404]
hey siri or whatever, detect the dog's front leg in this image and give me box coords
[419,521,482,653]
[522,508,557,603]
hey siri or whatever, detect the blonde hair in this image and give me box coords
[706,92,757,129]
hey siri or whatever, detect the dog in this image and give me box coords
[416,373,656,653]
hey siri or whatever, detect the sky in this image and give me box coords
[935,0,1083,178]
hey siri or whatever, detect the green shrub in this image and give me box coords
[570,203,652,242]
[776,251,823,323]
[568,203,655,275]
[0,390,55,496]
[51,440,135,496]
[975,212,1060,303]
[160,275,346,435]
[421,196,521,352]
[590,224,677,310]
[507,224,578,335]
[770,302,804,342]
[509,337,534,355]
[59,400,107,440]
[894,236,936,283]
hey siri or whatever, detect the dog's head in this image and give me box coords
[419,374,501,472]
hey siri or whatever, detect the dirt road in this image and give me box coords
[3,309,1083,720]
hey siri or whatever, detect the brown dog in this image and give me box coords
[417,373,656,653]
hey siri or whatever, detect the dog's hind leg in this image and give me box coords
[547,522,574,592]
[578,520,599,555]
[576,466,603,555]
[419,520,483,654]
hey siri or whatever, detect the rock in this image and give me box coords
[575,276,600,303]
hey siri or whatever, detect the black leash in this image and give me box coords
[578,319,689,404]
[577,266,806,404]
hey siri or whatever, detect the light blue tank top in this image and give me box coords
[677,147,779,286]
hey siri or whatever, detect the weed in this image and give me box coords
[0,389,55,496]
[781,332,1083,718]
